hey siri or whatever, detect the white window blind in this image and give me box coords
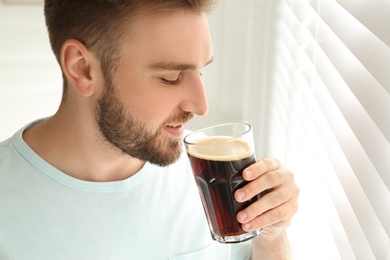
[242,0,390,259]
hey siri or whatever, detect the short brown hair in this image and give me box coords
[44,0,217,93]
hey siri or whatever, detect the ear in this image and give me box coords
[60,39,98,97]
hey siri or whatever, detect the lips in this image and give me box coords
[167,124,181,128]
[164,124,185,138]
[163,112,193,138]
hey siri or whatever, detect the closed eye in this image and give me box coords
[161,73,182,86]
[161,78,180,85]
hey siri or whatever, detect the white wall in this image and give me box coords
[0,2,62,140]
[0,1,253,141]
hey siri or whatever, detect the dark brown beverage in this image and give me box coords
[186,137,258,241]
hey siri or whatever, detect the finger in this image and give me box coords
[243,158,280,181]
[241,198,298,232]
[235,167,290,203]
[237,181,296,223]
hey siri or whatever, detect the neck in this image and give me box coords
[23,108,145,182]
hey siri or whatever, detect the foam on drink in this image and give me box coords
[186,136,253,161]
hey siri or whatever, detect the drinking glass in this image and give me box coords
[184,123,261,243]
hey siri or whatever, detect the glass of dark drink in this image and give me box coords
[184,123,261,244]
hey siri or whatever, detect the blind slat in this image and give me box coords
[336,1,390,47]
[312,1,390,95]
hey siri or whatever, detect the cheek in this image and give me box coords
[112,68,181,124]
[138,94,177,123]
[118,85,178,125]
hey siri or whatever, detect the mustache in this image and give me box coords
[163,112,194,126]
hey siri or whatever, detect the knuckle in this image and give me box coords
[264,170,283,185]
[288,171,297,184]
[247,201,262,217]
[273,158,281,168]
[263,172,274,184]
[268,207,284,222]
[263,158,279,170]
[251,215,264,229]
[269,189,288,204]
[292,192,300,212]
[245,181,259,197]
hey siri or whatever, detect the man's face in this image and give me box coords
[95,10,213,166]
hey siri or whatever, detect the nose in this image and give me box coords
[180,75,209,116]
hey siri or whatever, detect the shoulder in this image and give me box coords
[0,137,12,154]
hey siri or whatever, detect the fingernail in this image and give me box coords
[243,223,252,230]
[235,190,245,201]
[244,170,253,180]
[238,212,247,222]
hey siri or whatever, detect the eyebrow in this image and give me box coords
[149,57,214,71]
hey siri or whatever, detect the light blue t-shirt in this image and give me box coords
[0,122,251,260]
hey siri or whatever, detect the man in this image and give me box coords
[0,0,299,259]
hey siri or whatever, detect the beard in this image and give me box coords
[94,81,194,166]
